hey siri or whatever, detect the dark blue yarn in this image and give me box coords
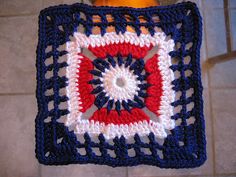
[91,85,103,94]
[107,54,116,67]
[130,59,145,74]
[122,100,131,113]
[88,79,102,85]
[35,2,206,168]
[92,59,109,72]
[117,53,124,66]
[125,54,133,67]
[107,99,114,112]
[138,90,148,98]
[94,92,109,109]
[89,70,102,77]
[115,101,121,113]
[90,55,147,112]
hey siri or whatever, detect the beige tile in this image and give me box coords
[204,0,224,8]
[230,9,236,50]
[209,57,236,88]
[204,8,227,58]
[159,0,177,5]
[212,89,236,174]
[0,16,37,93]
[41,164,127,177]
[82,0,92,5]
[0,95,39,177]
[63,0,83,5]
[229,0,236,8]
[0,0,42,16]
[128,89,213,177]
[43,0,63,7]
[43,0,83,7]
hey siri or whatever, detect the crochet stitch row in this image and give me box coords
[35,2,206,168]
[66,31,175,139]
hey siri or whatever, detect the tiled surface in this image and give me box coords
[43,0,90,7]
[204,0,224,8]
[209,57,236,88]
[41,165,126,177]
[204,7,227,58]
[0,16,37,93]
[229,0,236,8]
[212,89,236,174]
[82,0,92,5]
[0,0,236,177]
[0,0,42,16]
[43,0,63,7]
[230,9,236,50]
[0,95,39,177]
[159,0,177,5]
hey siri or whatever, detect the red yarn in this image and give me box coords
[144,54,163,116]
[76,54,95,112]
[88,43,153,59]
[89,108,150,125]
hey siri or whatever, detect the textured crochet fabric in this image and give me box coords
[35,1,206,168]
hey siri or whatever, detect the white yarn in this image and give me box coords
[101,65,140,102]
[65,31,175,139]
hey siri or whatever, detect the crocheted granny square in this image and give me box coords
[36,2,206,168]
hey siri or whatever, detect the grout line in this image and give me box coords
[201,0,216,176]
[224,0,232,52]
[126,167,129,177]
[0,92,35,96]
[207,50,236,65]
[215,172,236,176]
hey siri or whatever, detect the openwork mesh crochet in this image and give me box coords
[35,2,206,168]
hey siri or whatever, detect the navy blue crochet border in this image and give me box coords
[35,2,206,168]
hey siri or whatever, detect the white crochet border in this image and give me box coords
[65,31,175,139]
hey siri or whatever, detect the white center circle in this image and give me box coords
[100,65,141,102]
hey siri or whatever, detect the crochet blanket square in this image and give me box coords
[35,1,206,168]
